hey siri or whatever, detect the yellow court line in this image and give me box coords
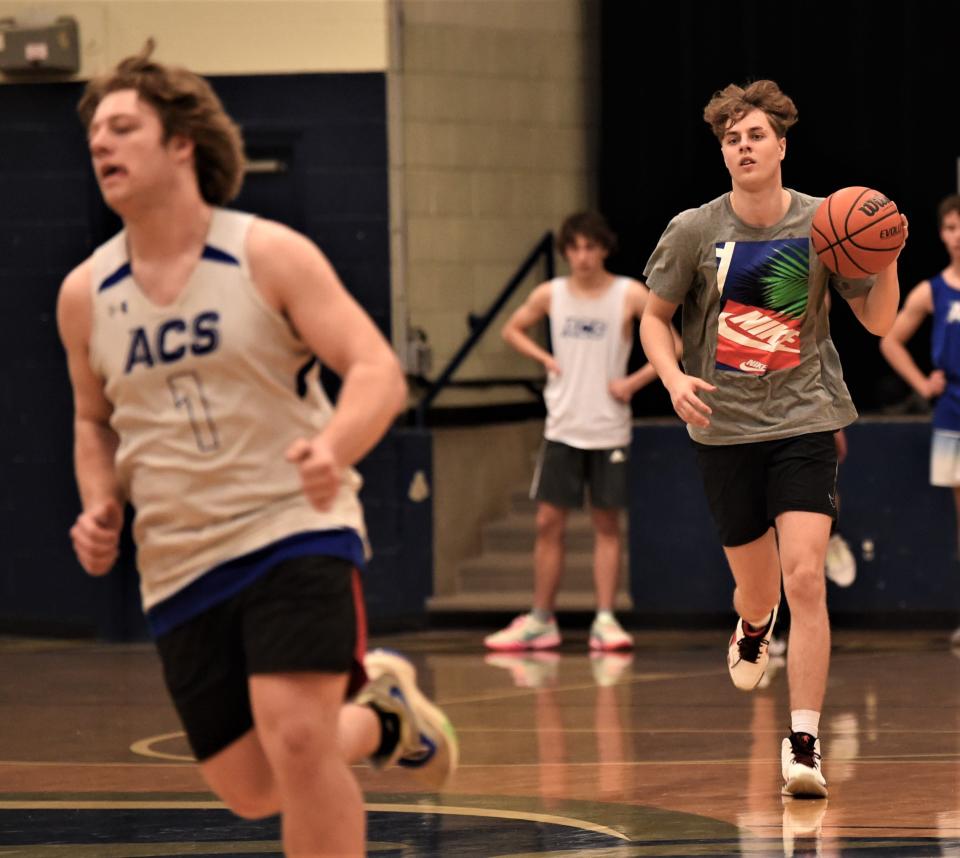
[129,733,192,762]
[454,726,960,735]
[0,760,192,768]
[365,803,630,841]
[0,800,630,842]
[0,801,228,810]
[3,751,957,772]
[455,754,960,767]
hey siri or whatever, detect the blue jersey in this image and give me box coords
[930,272,960,430]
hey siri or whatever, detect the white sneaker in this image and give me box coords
[589,615,634,651]
[825,533,856,587]
[727,605,778,691]
[484,613,561,651]
[781,732,828,798]
[357,649,459,790]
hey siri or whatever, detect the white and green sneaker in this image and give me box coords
[589,614,634,651]
[484,613,561,651]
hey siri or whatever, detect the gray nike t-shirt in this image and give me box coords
[644,189,873,445]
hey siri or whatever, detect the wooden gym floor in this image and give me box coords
[1,627,957,856]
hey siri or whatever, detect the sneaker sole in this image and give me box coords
[364,649,460,790]
[484,634,561,652]
[782,771,829,798]
[589,637,633,652]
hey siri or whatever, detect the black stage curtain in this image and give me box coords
[600,1,958,415]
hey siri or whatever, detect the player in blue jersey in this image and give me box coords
[881,194,960,648]
[57,42,456,857]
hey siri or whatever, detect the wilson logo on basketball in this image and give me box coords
[857,195,892,217]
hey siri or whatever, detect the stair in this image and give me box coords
[428,488,632,614]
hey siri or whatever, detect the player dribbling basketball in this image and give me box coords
[639,80,906,797]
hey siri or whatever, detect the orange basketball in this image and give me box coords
[810,186,904,278]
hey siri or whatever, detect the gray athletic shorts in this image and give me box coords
[530,439,629,509]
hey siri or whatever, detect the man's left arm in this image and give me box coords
[609,280,682,403]
[248,219,407,509]
[842,215,908,336]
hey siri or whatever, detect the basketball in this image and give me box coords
[810,186,905,278]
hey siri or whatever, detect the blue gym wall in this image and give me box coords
[629,419,959,624]
[0,73,428,638]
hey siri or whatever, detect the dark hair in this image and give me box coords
[78,39,245,205]
[938,194,960,228]
[703,79,798,141]
[558,211,617,254]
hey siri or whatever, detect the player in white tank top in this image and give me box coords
[485,212,680,655]
[57,43,455,855]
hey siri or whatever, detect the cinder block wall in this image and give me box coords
[389,0,597,403]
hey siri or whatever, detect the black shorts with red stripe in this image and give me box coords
[156,554,367,761]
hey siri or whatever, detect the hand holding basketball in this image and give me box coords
[811,187,906,277]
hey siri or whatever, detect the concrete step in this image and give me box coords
[457,551,629,593]
[481,511,599,553]
[427,590,634,613]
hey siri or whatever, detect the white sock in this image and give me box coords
[791,709,821,738]
[531,608,553,624]
[595,609,615,624]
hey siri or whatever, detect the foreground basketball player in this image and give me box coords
[640,80,904,797]
[57,43,456,856]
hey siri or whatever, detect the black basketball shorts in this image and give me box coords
[155,554,367,762]
[692,430,839,547]
[530,438,629,509]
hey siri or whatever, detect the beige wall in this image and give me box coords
[390,0,597,402]
[0,0,388,78]
[431,420,543,594]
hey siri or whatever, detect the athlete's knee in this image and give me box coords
[591,508,620,537]
[535,504,566,539]
[260,713,330,770]
[219,782,278,820]
[203,763,278,819]
[783,562,826,608]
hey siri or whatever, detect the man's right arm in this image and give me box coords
[57,261,124,575]
[879,280,945,399]
[501,282,559,374]
[640,293,715,428]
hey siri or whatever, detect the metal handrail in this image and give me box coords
[414,231,555,427]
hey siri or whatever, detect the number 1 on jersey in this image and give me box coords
[168,371,220,452]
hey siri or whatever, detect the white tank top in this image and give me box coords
[88,209,367,610]
[543,276,633,449]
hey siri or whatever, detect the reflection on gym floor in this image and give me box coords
[1,629,958,856]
